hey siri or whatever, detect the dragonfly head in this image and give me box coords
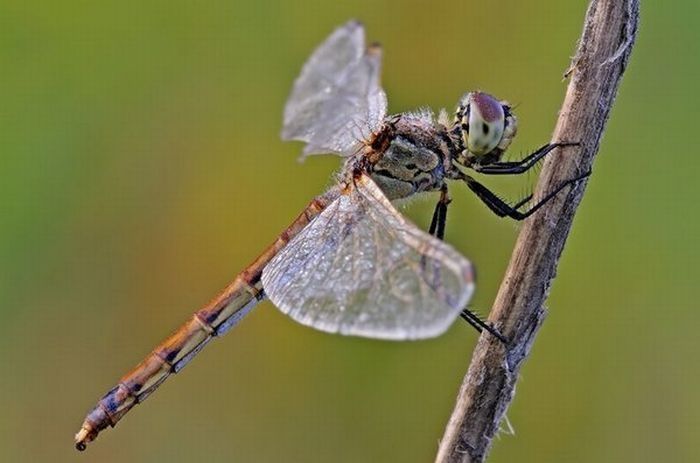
[454,92,517,162]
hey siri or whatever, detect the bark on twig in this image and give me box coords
[435,1,639,462]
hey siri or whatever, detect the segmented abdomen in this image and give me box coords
[75,189,339,451]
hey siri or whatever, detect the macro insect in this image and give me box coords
[75,20,587,450]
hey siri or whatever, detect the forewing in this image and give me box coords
[281,21,388,157]
[261,175,474,340]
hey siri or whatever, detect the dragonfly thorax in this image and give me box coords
[363,114,458,200]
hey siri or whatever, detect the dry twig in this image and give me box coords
[435,1,639,461]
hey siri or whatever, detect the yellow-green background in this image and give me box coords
[1,1,696,462]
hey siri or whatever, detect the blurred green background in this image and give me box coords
[1,1,696,462]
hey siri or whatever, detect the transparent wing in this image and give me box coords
[261,175,475,340]
[281,20,388,157]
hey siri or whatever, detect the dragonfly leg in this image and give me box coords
[459,169,591,220]
[428,185,508,344]
[428,184,451,240]
[473,142,579,175]
[460,310,509,344]
[511,193,534,211]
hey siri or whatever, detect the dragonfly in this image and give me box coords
[75,20,588,451]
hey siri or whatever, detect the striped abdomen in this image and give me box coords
[75,189,339,451]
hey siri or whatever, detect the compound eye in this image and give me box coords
[463,92,505,156]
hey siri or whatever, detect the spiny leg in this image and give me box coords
[453,170,587,343]
[460,310,508,344]
[473,142,579,175]
[460,170,591,220]
[512,193,533,211]
[428,185,508,344]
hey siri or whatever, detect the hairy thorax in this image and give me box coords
[362,114,459,200]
